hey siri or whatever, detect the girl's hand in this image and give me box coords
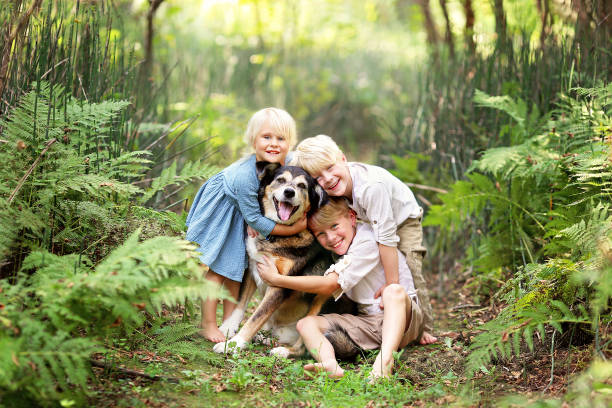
[247,225,258,238]
[257,256,280,286]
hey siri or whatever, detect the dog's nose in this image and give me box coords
[283,188,295,198]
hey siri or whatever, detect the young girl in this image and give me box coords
[257,197,423,379]
[186,108,307,343]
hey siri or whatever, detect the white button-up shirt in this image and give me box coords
[347,162,421,247]
[325,222,417,315]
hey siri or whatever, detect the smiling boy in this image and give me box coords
[257,198,423,379]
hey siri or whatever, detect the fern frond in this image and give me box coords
[139,160,218,204]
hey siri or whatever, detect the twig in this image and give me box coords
[90,359,179,383]
[450,303,482,311]
[40,58,69,79]
[542,330,556,394]
[8,138,57,205]
[405,182,448,194]
[416,192,432,207]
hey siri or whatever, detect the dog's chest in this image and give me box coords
[247,231,316,288]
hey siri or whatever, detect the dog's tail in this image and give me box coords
[324,324,360,359]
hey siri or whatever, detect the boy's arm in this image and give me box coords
[378,243,399,286]
[257,256,340,295]
[374,243,400,306]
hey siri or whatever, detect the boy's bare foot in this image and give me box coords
[419,331,437,345]
[304,360,344,379]
[198,324,226,343]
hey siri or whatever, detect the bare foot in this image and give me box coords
[419,331,437,345]
[303,360,344,379]
[198,324,226,343]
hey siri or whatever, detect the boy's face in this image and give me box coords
[309,210,356,255]
[311,157,352,198]
[253,119,290,164]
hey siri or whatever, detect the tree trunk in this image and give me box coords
[416,0,440,47]
[492,0,508,47]
[142,0,164,81]
[535,0,552,47]
[463,0,476,54]
[439,0,455,58]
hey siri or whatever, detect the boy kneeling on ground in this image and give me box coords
[257,197,423,380]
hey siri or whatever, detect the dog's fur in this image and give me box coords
[213,162,358,357]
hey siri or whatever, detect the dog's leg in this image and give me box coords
[218,270,257,339]
[213,286,288,354]
[270,293,329,358]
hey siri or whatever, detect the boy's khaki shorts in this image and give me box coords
[322,297,424,351]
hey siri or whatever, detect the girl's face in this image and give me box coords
[253,119,290,164]
[310,157,352,198]
[309,210,356,255]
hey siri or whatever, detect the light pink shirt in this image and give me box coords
[347,162,421,247]
[325,222,417,315]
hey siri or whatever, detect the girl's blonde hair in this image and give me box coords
[308,197,352,231]
[291,135,344,175]
[244,107,297,149]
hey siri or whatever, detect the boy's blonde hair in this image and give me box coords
[291,134,344,175]
[244,107,297,149]
[308,197,352,231]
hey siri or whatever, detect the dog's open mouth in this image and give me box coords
[274,198,298,221]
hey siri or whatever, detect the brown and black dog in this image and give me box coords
[213,162,357,357]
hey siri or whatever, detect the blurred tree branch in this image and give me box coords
[463,0,476,54]
[0,0,42,99]
[439,0,455,58]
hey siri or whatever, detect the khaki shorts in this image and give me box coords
[322,298,423,351]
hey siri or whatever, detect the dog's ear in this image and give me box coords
[256,161,280,181]
[308,183,328,214]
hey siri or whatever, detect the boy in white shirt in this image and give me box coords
[290,135,436,345]
[257,198,423,379]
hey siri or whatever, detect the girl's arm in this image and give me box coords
[269,215,307,236]
[257,256,339,295]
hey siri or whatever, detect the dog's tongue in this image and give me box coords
[278,202,293,221]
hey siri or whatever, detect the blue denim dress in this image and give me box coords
[185,154,276,282]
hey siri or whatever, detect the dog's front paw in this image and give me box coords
[212,336,247,354]
[270,346,291,358]
[219,310,243,339]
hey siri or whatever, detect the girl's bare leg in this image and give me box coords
[222,278,240,321]
[371,284,411,379]
[297,316,344,379]
[199,269,226,343]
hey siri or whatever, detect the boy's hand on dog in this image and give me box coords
[257,255,280,285]
[247,225,258,238]
[374,284,389,309]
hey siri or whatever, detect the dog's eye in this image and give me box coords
[276,177,286,184]
[297,182,307,189]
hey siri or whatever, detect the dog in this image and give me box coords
[213,162,358,357]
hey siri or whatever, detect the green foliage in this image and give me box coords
[0,80,217,404]
[428,85,612,377]
[0,230,221,402]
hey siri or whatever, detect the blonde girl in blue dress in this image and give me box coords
[186,108,306,342]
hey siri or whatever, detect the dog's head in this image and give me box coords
[256,161,327,225]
